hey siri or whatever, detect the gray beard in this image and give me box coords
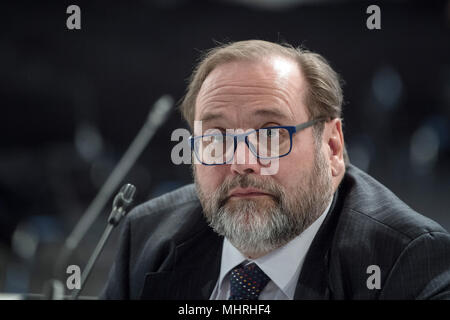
[195,149,333,258]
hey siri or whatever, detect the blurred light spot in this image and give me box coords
[75,122,103,162]
[29,215,63,243]
[3,263,29,294]
[12,228,38,261]
[0,293,22,300]
[426,114,449,149]
[371,66,403,110]
[410,125,440,173]
[347,134,375,172]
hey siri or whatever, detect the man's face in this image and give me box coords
[193,56,338,258]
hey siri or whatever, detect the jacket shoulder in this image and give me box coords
[341,165,447,240]
[329,165,450,299]
[129,184,199,221]
[125,184,204,246]
[101,184,205,299]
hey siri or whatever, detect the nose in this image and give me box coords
[230,139,262,175]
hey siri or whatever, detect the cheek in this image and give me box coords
[271,161,295,190]
[275,144,316,187]
[195,165,227,189]
[289,135,317,169]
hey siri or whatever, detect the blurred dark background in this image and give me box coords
[0,0,449,298]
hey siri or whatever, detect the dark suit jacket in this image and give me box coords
[101,164,450,299]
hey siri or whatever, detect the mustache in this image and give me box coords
[216,175,282,208]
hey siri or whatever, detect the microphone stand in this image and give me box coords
[70,183,136,300]
[54,95,173,278]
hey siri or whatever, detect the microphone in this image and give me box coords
[108,183,136,226]
[54,95,173,277]
[70,183,136,300]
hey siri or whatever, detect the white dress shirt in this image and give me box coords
[210,197,333,300]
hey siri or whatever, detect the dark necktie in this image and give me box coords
[228,263,271,300]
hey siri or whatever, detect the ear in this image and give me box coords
[324,119,345,178]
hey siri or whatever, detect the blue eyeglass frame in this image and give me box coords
[189,117,328,165]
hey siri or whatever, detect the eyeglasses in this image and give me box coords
[190,117,328,165]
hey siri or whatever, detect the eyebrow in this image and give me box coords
[199,108,292,124]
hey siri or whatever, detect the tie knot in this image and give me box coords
[229,263,271,300]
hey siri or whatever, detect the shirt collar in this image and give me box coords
[217,196,333,299]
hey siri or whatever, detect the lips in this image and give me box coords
[228,187,273,198]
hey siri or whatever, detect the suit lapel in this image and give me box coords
[140,222,223,299]
[294,187,343,299]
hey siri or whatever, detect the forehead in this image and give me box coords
[195,56,309,126]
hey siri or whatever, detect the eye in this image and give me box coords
[263,128,279,138]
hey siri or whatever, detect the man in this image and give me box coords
[102,40,450,299]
